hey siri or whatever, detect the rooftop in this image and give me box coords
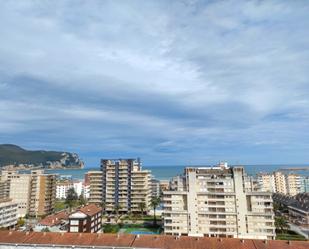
[0,231,307,249]
[78,204,102,217]
[39,210,70,227]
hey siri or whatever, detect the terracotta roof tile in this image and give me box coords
[0,231,308,249]
[39,210,69,226]
[78,204,102,216]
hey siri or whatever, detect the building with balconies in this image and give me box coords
[100,159,151,213]
[0,198,18,228]
[163,165,275,240]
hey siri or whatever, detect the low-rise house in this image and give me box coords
[68,204,102,233]
[34,210,69,232]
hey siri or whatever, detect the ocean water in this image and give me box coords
[45,164,309,180]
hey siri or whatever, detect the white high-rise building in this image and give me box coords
[163,165,275,240]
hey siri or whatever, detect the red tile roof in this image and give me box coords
[39,210,69,227]
[0,231,308,249]
[78,204,102,217]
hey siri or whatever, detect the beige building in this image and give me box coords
[286,174,301,196]
[0,177,8,200]
[88,171,103,204]
[274,171,287,194]
[258,174,276,192]
[0,198,18,228]
[0,170,56,217]
[258,171,302,196]
[100,159,151,213]
[29,170,57,217]
[163,165,275,240]
[8,174,32,217]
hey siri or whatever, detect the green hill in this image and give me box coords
[0,144,84,168]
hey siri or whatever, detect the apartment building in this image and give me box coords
[163,165,275,240]
[258,171,302,196]
[300,176,309,193]
[88,171,103,204]
[0,198,18,228]
[100,159,151,213]
[258,174,276,192]
[68,204,102,233]
[274,171,287,194]
[56,180,73,199]
[286,174,302,196]
[8,173,31,217]
[0,177,8,200]
[150,178,160,198]
[1,170,57,217]
[29,170,57,217]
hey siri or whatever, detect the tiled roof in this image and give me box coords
[38,210,69,226]
[78,204,102,217]
[0,231,308,249]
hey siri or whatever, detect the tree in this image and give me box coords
[17,217,25,227]
[275,216,289,233]
[114,203,122,223]
[138,202,146,215]
[41,227,50,232]
[65,188,78,211]
[150,196,161,226]
[78,194,86,206]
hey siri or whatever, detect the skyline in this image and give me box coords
[1,1,309,166]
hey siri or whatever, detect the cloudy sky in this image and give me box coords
[1,0,309,167]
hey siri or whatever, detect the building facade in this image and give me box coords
[8,174,32,217]
[258,171,303,196]
[88,171,103,204]
[0,198,18,228]
[163,165,275,240]
[28,170,57,217]
[100,159,151,213]
[68,204,102,233]
[56,180,73,199]
[1,170,56,217]
[300,176,309,193]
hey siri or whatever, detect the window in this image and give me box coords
[70,220,79,225]
[70,226,79,232]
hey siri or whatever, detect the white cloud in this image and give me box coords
[0,0,309,165]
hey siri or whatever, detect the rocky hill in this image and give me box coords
[0,144,84,169]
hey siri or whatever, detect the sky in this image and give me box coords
[1,0,309,167]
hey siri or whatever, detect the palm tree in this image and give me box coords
[138,202,146,216]
[114,203,122,223]
[275,216,289,233]
[150,196,161,226]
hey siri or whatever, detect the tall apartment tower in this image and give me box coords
[29,170,57,217]
[274,171,287,194]
[88,171,103,204]
[101,159,151,213]
[286,174,301,196]
[163,165,275,240]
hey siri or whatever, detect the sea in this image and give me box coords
[45,165,309,180]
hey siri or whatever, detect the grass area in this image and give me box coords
[102,223,162,234]
[121,224,161,234]
[54,200,66,211]
[103,224,120,233]
[276,230,307,241]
